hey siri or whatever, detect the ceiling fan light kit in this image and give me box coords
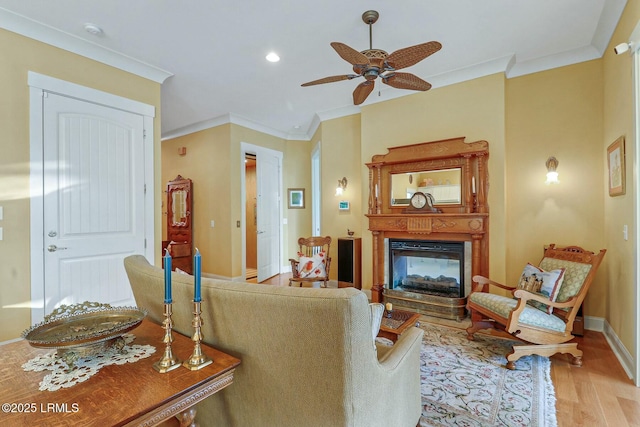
[301,10,442,105]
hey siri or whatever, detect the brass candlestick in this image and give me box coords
[153,302,182,373]
[183,300,213,370]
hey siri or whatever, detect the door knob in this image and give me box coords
[47,245,68,252]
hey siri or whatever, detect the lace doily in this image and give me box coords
[22,334,156,391]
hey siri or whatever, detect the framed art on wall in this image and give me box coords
[607,136,625,197]
[288,188,305,209]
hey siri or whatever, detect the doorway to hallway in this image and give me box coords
[240,143,283,283]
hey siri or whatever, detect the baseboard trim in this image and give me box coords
[585,315,634,380]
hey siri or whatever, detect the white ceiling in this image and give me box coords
[0,0,628,140]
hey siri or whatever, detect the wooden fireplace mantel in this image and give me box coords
[366,137,489,304]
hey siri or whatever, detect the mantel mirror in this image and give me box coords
[390,168,462,206]
[366,137,489,215]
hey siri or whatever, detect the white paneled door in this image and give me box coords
[42,93,145,314]
[256,149,281,282]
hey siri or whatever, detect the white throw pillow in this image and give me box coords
[297,251,326,278]
[517,263,565,314]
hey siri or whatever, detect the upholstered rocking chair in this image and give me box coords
[466,244,606,370]
[289,236,332,287]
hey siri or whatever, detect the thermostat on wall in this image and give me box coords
[339,201,350,211]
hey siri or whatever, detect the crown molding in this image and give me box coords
[162,113,312,142]
[0,7,173,84]
[161,114,231,141]
[306,114,322,140]
[506,45,602,78]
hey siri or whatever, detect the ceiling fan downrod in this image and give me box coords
[362,10,379,50]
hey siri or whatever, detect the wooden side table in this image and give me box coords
[378,309,421,343]
[0,319,240,426]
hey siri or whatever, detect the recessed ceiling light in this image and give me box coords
[84,23,104,36]
[266,52,280,63]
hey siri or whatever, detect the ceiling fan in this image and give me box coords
[301,10,442,105]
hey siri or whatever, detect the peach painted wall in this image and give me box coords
[0,29,161,341]
[318,114,362,279]
[162,125,233,277]
[602,0,640,359]
[505,60,606,317]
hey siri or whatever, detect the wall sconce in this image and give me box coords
[335,177,348,196]
[178,147,187,156]
[545,156,559,184]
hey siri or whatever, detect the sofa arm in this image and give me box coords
[365,326,423,427]
[376,327,423,366]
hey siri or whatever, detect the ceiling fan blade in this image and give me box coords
[301,74,359,87]
[386,41,442,70]
[353,81,375,105]
[382,72,432,91]
[331,42,370,66]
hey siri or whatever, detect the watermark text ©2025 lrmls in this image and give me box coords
[2,402,79,414]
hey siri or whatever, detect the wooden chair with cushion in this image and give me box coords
[466,244,606,369]
[289,236,332,287]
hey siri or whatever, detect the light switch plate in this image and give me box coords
[0,227,3,240]
[0,206,3,220]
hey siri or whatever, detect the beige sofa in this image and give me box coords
[124,255,423,427]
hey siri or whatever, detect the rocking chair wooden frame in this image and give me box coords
[466,244,606,369]
[288,236,332,288]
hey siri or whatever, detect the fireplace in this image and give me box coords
[384,239,472,320]
[365,137,490,321]
[389,239,465,299]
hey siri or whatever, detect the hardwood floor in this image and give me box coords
[256,273,640,426]
[550,330,640,426]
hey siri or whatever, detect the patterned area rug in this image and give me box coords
[417,322,557,427]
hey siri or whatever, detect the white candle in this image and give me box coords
[472,176,476,194]
[385,302,393,311]
[375,184,379,198]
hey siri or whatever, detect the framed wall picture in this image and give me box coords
[288,188,305,209]
[607,136,625,197]
[338,200,350,211]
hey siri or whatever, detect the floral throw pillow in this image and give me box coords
[517,263,565,314]
[297,251,327,278]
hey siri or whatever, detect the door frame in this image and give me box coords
[28,72,155,323]
[311,141,321,235]
[239,142,283,281]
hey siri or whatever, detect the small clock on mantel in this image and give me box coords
[403,191,441,214]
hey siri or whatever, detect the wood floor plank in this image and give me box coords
[618,397,640,426]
